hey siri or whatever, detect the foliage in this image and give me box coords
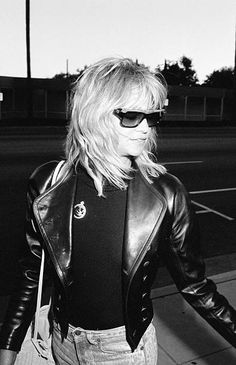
[156,56,199,86]
[52,59,235,90]
[53,66,87,82]
[202,67,234,89]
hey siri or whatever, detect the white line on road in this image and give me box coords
[190,187,236,194]
[163,160,203,165]
[192,200,234,221]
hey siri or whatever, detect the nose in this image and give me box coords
[136,118,149,133]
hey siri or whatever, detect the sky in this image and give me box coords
[0,0,235,83]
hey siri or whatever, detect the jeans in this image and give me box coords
[52,321,158,364]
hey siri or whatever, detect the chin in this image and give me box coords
[130,148,144,157]
[120,149,144,161]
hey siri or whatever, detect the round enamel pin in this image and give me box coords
[74,201,86,219]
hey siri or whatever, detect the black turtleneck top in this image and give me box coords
[68,166,127,329]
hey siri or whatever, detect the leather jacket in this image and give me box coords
[1,160,236,352]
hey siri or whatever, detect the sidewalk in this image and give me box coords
[151,269,236,364]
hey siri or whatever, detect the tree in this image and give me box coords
[156,56,199,86]
[53,66,87,82]
[202,67,234,89]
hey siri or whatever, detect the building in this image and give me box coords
[0,76,234,125]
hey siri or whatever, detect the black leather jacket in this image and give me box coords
[1,161,236,352]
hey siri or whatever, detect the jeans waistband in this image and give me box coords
[53,320,126,337]
[69,323,126,337]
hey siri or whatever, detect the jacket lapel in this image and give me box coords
[33,173,77,288]
[33,167,167,286]
[123,170,167,275]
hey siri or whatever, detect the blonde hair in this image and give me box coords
[65,57,167,196]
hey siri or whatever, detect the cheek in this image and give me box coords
[113,117,132,137]
[116,123,134,138]
[116,132,132,155]
[117,130,133,150]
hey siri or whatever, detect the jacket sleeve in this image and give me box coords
[161,179,236,348]
[0,161,58,351]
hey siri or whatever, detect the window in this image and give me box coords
[1,88,14,111]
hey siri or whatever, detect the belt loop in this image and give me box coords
[73,329,82,336]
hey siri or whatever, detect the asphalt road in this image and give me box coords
[0,127,236,294]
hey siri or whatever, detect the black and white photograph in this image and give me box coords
[0,1,236,364]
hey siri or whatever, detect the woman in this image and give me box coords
[0,57,236,365]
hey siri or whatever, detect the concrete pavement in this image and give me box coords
[151,269,236,364]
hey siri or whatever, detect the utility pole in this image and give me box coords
[66,59,69,78]
[26,0,31,79]
[26,0,32,121]
[233,23,236,121]
[234,23,236,90]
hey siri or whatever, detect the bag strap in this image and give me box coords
[33,160,65,340]
[33,249,46,339]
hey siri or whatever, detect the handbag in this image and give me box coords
[15,161,65,365]
[14,250,55,365]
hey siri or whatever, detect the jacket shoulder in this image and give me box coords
[151,172,190,213]
[29,160,62,196]
[152,172,187,195]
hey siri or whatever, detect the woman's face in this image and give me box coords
[113,114,150,163]
[111,90,152,166]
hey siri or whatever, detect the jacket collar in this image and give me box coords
[33,168,167,286]
[33,171,76,288]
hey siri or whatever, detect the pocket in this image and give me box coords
[99,335,132,355]
[52,321,74,344]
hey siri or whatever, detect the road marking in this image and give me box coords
[192,200,234,221]
[190,187,236,194]
[163,160,203,165]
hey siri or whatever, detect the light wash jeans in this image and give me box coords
[52,321,158,364]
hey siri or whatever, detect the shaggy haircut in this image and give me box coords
[65,57,167,196]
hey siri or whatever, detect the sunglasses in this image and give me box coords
[113,108,165,128]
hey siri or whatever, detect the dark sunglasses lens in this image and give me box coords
[121,112,143,127]
[146,112,161,127]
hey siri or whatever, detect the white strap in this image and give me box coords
[33,160,65,339]
[33,249,45,339]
